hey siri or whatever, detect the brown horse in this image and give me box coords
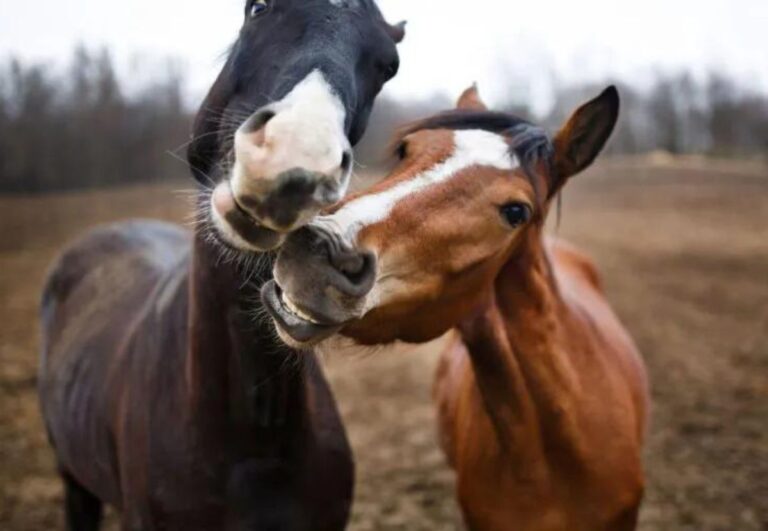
[261,86,649,530]
[39,1,405,529]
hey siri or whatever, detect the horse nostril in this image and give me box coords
[242,109,276,135]
[336,252,366,280]
[330,250,376,295]
[277,172,317,198]
[302,226,376,298]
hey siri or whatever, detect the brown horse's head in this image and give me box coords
[262,85,619,348]
[191,0,406,251]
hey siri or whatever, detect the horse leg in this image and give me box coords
[611,503,641,531]
[62,471,103,531]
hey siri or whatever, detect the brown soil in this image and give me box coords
[1,161,766,530]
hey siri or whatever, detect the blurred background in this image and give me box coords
[0,0,766,529]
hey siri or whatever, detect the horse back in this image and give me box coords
[39,220,190,503]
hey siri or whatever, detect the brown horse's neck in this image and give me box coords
[185,223,304,436]
[458,228,580,456]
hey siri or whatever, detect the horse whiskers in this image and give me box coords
[169,129,224,154]
[166,150,219,190]
[251,304,275,332]
[197,103,278,138]
[200,106,253,123]
[173,188,206,197]
[167,126,238,191]
[197,210,275,284]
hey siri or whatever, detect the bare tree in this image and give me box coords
[0,48,192,194]
[1,49,766,194]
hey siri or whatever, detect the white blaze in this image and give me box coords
[320,130,517,239]
[308,129,518,315]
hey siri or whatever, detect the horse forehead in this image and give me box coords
[325,130,515,236]
[451,130,514,167]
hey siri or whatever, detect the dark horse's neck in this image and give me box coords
[185,226,306,450]
[159,210,353,528]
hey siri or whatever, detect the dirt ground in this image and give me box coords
[1,158,766,530]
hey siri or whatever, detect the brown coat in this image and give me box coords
[434,235,648,530]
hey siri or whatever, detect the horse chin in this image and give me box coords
[261,281,343,349]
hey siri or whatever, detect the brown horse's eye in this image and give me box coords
[396,141,408,160]
[500,202,532,228]
[248,0,269,18]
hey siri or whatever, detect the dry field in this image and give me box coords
[1,158,766,530]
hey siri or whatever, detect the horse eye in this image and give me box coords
[500,202,532,228]
[385,59,400,80]
[396,141,408,160]
[248,0,269,17]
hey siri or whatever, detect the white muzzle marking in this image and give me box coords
[230,69,351,203]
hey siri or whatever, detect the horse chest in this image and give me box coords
[439,339,643,531]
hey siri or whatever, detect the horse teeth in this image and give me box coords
[281,292,321,325]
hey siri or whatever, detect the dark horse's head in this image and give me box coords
[190,0,405,251]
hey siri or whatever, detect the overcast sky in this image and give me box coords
[1,0,767,112]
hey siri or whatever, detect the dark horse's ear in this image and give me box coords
[456,83,487,111]
[386,20,407,44]
[551,86,619,191]
[187,65,235,186]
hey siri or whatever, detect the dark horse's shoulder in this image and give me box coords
[40,220,192,370]
[42,220,190,309]
[39,221,192,504]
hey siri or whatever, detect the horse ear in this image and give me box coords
[456,83,487,111]
[386,20,407,44]
[551,86,619,190]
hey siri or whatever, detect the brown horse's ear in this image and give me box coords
[386,20,407,44]
[551,86,619,191]
[456,83,487,111]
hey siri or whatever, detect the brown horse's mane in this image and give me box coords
[391,109,554,204]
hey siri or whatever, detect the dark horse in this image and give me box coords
[38,1,404,529]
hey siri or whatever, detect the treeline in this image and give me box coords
[0,47,192,193]
[356,72,768,166]
[1,47,767,194]
[542,73,768,157]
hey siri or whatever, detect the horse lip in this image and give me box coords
[261,281,343,345]
[212,183,286,250]
[230,190,262,225]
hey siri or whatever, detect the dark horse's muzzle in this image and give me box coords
[209,69,355,252]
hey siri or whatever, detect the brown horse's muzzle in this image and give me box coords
[262,225,376,347]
